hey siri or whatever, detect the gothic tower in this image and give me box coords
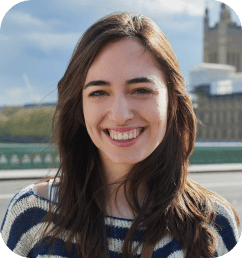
[203,3,242,72]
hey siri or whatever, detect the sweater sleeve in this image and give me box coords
[211,197,241,257]
[1,185,49,257]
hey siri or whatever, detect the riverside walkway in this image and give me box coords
[1,163,242,180]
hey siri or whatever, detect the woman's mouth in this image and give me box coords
[103,127,145,141]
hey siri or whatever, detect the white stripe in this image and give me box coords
[214,231,229,256]
[13,222,78,256]
[13,222,55,256]
[36,254,67,258]
[212,198,240,241]
[154,234,173,251]
[1,186,50,244]
[167,250,186,258]
[105,216,133,228]
[206,220,230,257]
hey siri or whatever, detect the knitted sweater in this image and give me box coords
[1,183,240,258]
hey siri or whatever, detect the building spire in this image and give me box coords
[204,3,209,27]
[220,3,231,22]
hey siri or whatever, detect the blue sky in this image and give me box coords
[0,0,241,107]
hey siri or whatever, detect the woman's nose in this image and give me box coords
[108,93,134,124]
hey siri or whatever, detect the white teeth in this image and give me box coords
[108,128,144,141]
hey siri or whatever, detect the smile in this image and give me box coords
[103,127,146,147]
[104,128,145,141]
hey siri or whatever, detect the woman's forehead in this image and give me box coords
[85,38,165,83]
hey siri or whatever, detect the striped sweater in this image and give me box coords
[1,183,240,258]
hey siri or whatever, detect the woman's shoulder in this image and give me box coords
[211,196,240,232]
[209,196,241,255]
[1,183,53,256]
[32,181,49,199]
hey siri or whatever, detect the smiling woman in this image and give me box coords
[1,11,240,258]
[82,38,168,171]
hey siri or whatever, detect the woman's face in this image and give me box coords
[82,38,168,170]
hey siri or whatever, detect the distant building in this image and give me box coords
[203,3,242,72]
[190,3,242,141]
[190,3,242,95]
[190,63,242,95]
[194,85,242,141]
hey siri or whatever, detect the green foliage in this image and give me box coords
[1,106,22,117]
[0,106,56,140]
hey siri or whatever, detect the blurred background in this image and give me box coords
[0,0,242,228]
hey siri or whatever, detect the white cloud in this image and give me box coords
[7,11,46,28]
[164,19,197,31]
[5,10,61,31]
[1,10,78,53]
[1,76,41,106]
[2,87,41,105]
[22,73,41,102]
[56,0,205,17]
[23,32,81,52]
[1,87,27,106]
[8,88,23,98]
[137,0,205,17]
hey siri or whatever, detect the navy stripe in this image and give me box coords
[214,213,237,251]
[7,207,48,251]
[106,224,146,241]
[153,238,181,258]
[1,191,24,232]
[28,236,77,258]
[1,186,239,258]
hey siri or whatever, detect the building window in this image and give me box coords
[202,128,206,139]
[234,129,239,139]
[239,130,242,139]
[222,129,226,139]
[226,112,230,124]
[209,53,217,63]
[209,128,213,139]
[199,112,204,123]
[217,129,221,140]
[219,112,223,124]
[213,129,217,139]
[229,129,233,139]
[212,113,217,124]
[239,112,242,124]
[237,54,240,71]
[209,54,212,63]
[204,113,210,123]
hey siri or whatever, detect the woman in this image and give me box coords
[1,12,240,258]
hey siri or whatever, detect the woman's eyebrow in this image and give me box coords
[84,76,157,90]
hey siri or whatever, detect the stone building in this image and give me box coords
[191,3,242,141]
[194,85,242,141]
[203,3,242,72]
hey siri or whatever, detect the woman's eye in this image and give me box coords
[135,89,152,95]
[89,88,152,97]
[89,90,105,97]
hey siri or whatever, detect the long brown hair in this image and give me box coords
[36,12,240,258]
